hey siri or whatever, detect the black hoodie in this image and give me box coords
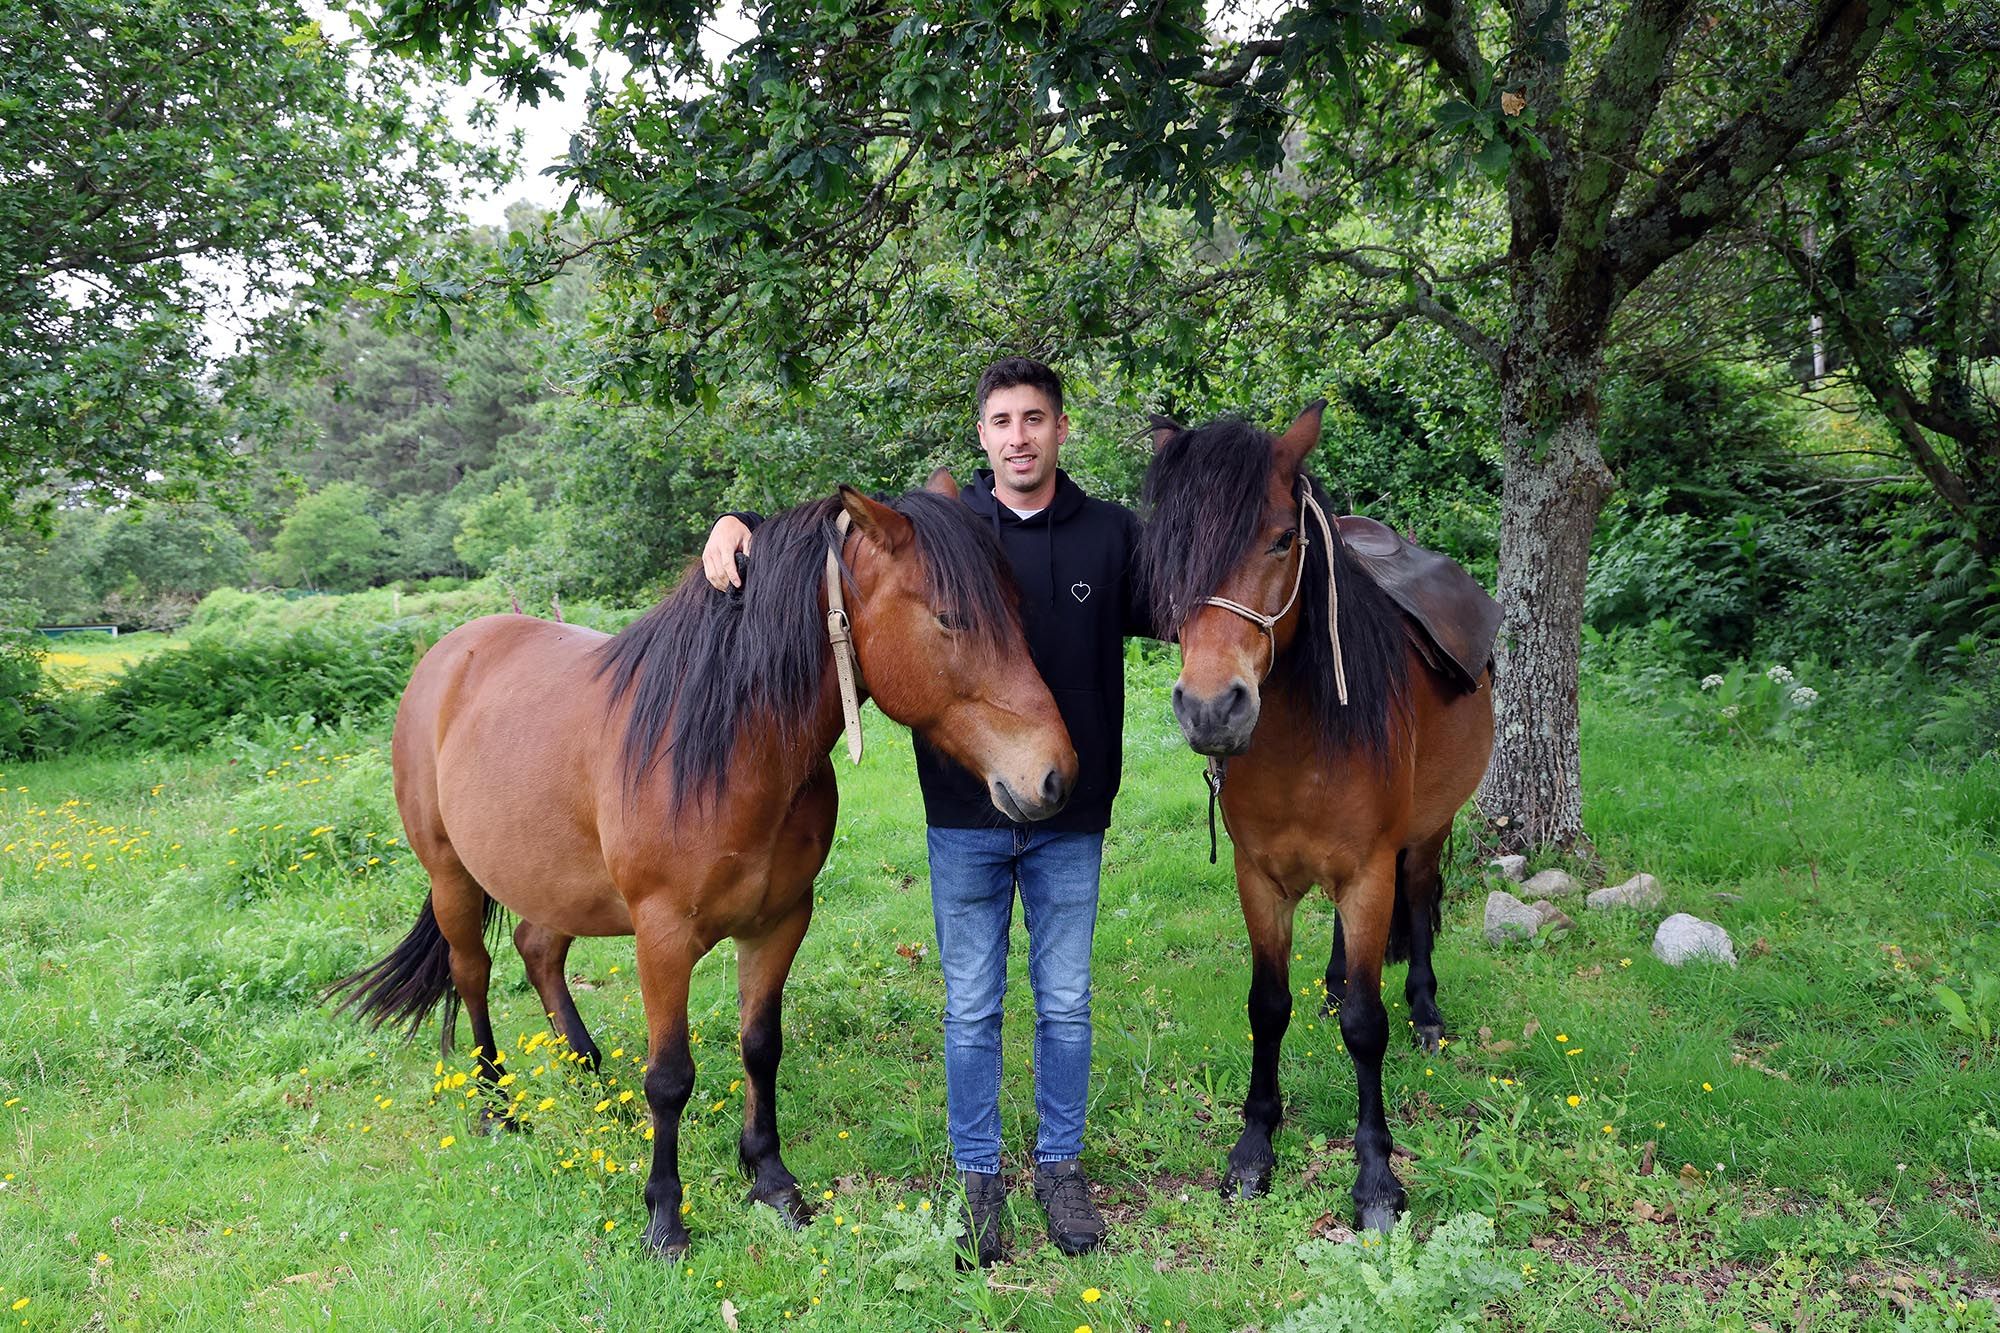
[915,468,1149,832]
[730,468,1147,832]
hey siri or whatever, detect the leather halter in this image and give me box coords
[1197,477,1349,864]
[1199,477,1348,706]
[824,512,865,765]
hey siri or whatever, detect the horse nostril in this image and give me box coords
[1170,682,1187,713]
[1041,767,1068,806]
[1224,681,1251,720]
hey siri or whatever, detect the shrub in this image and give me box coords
[99,627,410,749]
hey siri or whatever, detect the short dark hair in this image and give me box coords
[976,358,1063,417]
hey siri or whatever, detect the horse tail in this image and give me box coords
[1382,843,1445,965]
[325,892,502,1055]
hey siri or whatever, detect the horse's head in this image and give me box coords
[838,474,1077,822]
[1141,403,1326,756]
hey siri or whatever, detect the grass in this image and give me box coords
[1,651,1996,1330]
[36,632,182,691]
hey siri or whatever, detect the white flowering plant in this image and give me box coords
[1672,661,1826,745]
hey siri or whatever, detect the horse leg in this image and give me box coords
[1320,916,1348,1016]
[735,902,812,1226]
[430,861,512,1132]
[1337,851,1407,1234]
[1224,862,1299,1200]
[1401,830,1450,1053]
[513,920,603,1071]
[635,925,700,1257]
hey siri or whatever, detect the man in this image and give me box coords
[700,358,1147,1265]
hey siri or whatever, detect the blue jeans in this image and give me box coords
[926,825,1103,1173]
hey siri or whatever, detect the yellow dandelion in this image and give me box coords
[1601,1124,1615,1135]
[10,1298,26,1312]
[537,1098,556,1112]
[1566,1095,1581,1107]
[838,1130,849,1139]
[594,1099,612,1113]
[618,1090,634,1103]
[1702,1082,1713,1092]
[1555,1033,1568,1043]
[610,1048,624,1059]
[604,1220,616,1232]
[1082,1288,1102,1303]
[439,1135,456,1148]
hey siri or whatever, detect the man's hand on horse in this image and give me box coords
[703,516,754,591]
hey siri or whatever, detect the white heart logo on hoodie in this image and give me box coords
[1071,582,1091,603]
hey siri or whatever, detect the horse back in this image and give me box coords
[393,614,634,936]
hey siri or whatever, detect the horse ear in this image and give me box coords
[925,467,959,499]
[839,485,914,553]
[1148,413,1185,454]
[1273,399,1326,474]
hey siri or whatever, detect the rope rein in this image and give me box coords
[824,512,864,764]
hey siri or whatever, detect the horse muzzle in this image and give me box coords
[988,766,1073,823]
[1172,678,1259,756]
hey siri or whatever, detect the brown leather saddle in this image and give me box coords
[1334,515,1500,693]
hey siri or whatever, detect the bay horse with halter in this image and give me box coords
[329,476,1076,1256]
[1141,404,1496,1232]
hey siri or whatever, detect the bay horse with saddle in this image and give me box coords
[1142,404,1498,1231]
[330,475,1075,1255]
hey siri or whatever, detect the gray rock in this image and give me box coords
[1652,913,1737,967]
[1529,899,1575,932]
[1522,868,1582,899]
[1587,873,1664,912]
[1483,891,1544,945]
[1488,855,1527,882]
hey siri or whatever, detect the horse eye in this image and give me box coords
[1270,529,1298,555]
[934,610,968,633]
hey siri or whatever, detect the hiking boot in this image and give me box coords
[1032,1159,1106,1255]
[956,1169,1006,1268]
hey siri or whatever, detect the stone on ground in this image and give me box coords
[1587,872,1664,912]
[1652,913,1737,966]
[1488,855,1527,882]
[1522,868,1581,899]
[1528,899,1575,932]
[1484,891,1545,945]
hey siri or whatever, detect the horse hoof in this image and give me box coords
[476,1107,521,1136]
[752,1188,812,1229]
[644,1226,690,1259]
[1356,1200,1400,1235]
[1412,1024,1444,1053]
[1222,1167,1271,1201]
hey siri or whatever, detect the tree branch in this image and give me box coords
[1606,0,1902,302]
[1314,246,1504,371]
[1559,0,1697,254]
[1188,37,1289,88]
[1401,0,1487,103]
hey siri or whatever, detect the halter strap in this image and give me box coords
[825,512,864,765]
[1199,478,1348,705]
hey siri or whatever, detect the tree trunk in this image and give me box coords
[1479,347,1616,854]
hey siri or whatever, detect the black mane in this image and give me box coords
[1141,418,1410,770]
[595,489,1018,809]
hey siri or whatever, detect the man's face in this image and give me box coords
[976,383,1068,499]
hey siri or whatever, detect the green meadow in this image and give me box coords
[2,650,1996,1331]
